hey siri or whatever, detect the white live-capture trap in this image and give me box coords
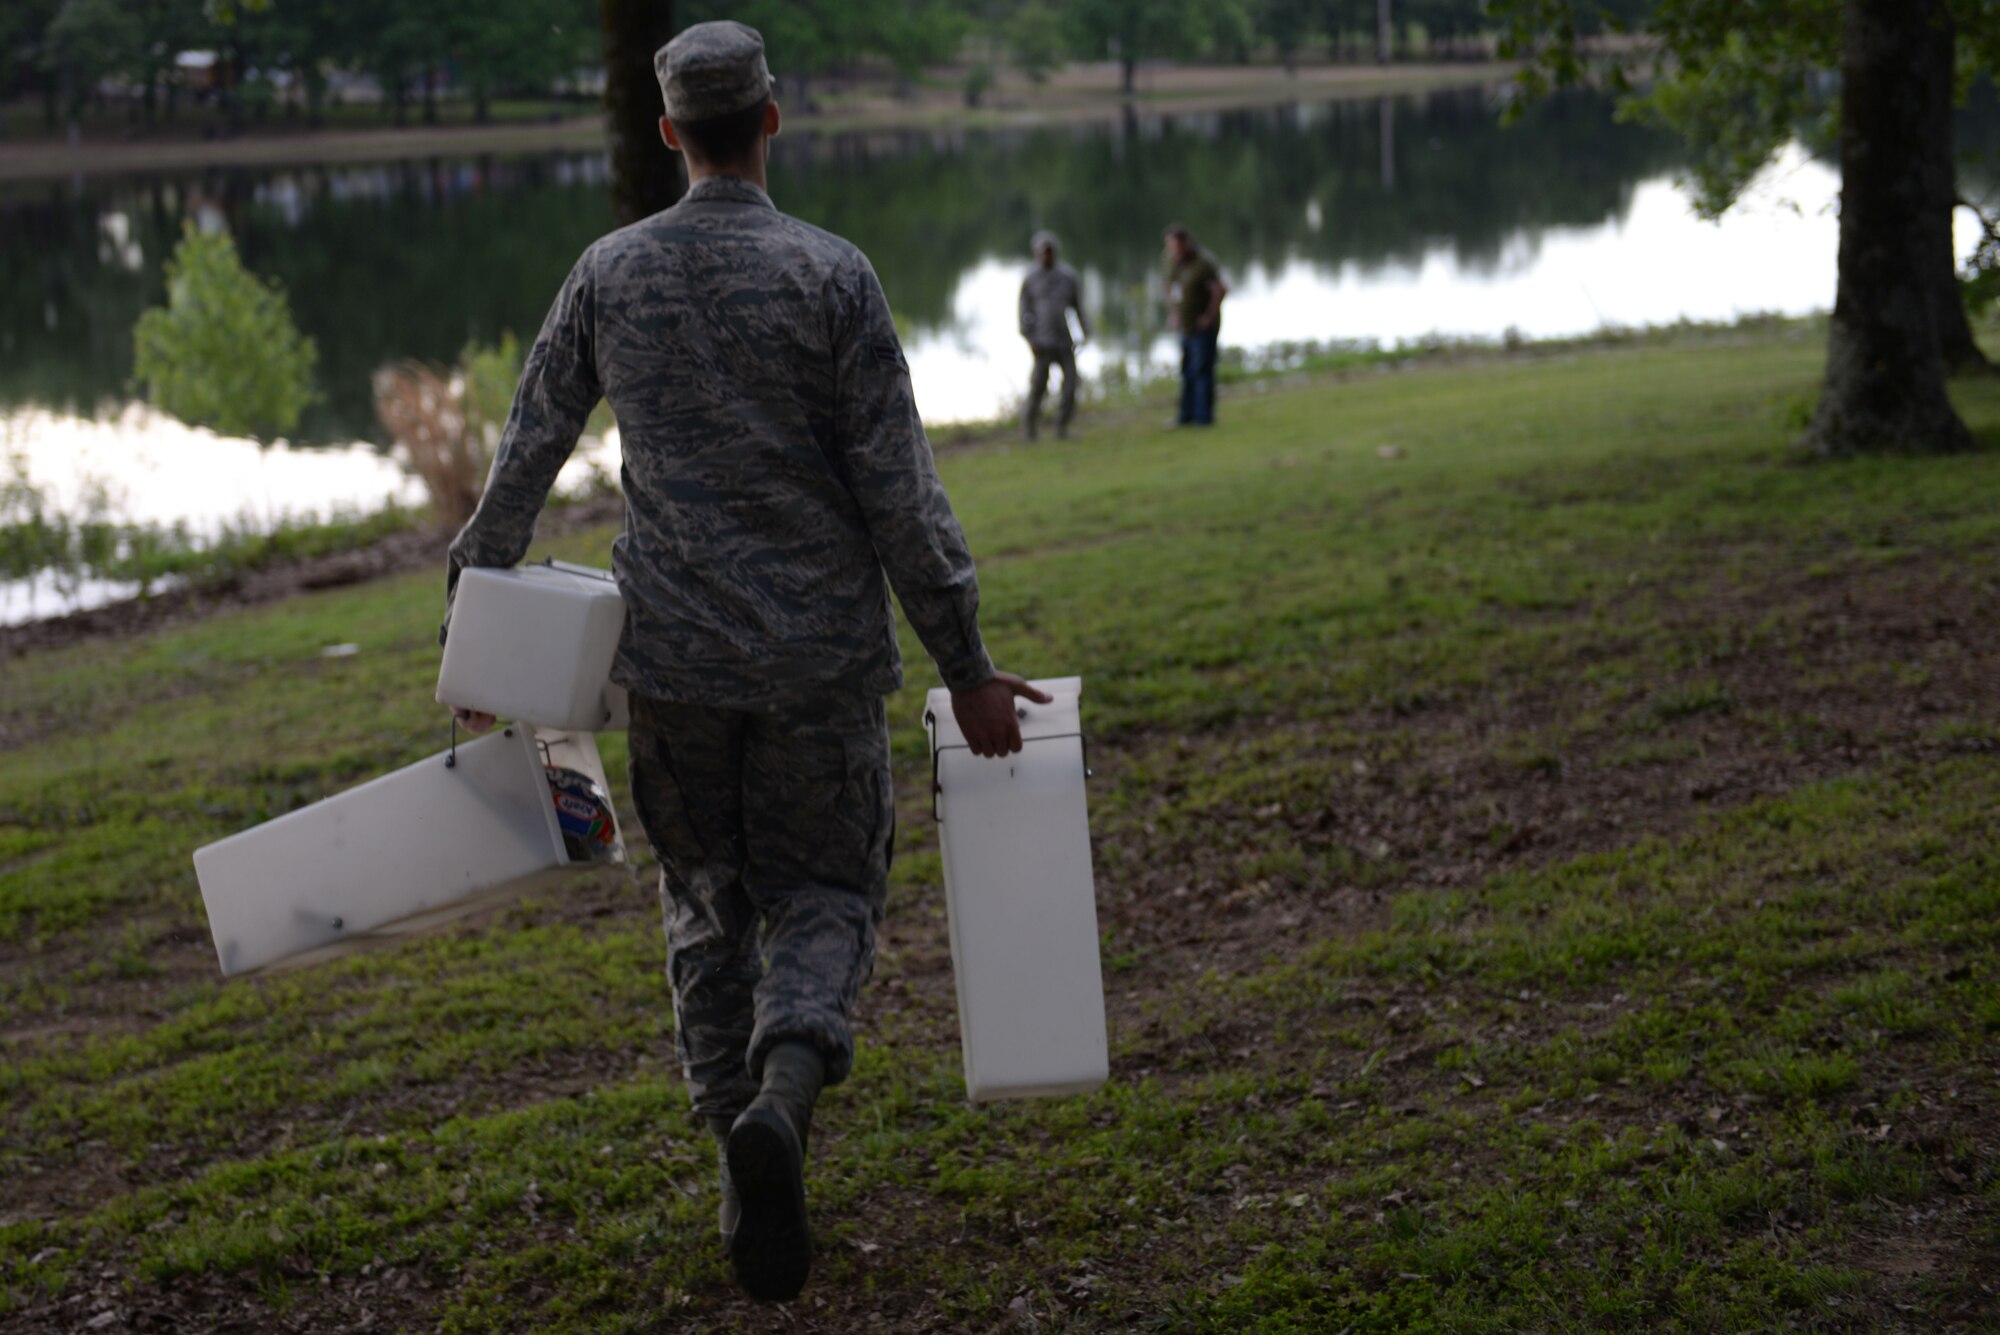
[924,677,1109,1102]
[193,562,630,978]
[194,725,624,978]
[436,560,628,732]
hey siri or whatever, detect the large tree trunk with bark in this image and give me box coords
[602,0,680,226]
[1800,0,1973,457]
[1917,5,1989,374]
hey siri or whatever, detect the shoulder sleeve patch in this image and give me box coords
[871,341,908,372]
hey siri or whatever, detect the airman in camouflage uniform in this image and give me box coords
[1018,230,1088,440]
[442,18,1046,1305]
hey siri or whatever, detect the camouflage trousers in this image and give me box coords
[1024,343,1078,437]
[627,690,893,1118]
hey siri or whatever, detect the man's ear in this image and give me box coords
[659,115,683,152]
[764,99,782,141]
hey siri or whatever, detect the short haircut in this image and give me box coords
[674,95,770,167]
[1165,223,1193,242]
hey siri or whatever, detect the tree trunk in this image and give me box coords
[1917,6,1988,374]
[601,0,680,226]
[225,41,245,135]
[1121,56,1135,96]
[1379,95,1395,193]
[1799,0,1973,457]
[1376,0,1392,65]
[423,65,439,125]
[474,81,492,125]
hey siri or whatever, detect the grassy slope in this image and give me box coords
[3,327,1999,1332]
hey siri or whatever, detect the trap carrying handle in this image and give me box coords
[536,556,618,582]
[923,708,1091,823]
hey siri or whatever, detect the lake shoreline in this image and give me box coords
[0,60,1514,184]
[0,314,1829,657]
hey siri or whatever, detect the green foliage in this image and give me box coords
[1964,208,2000,316]
[442,0,596,118]
[1065,0,1206,78]
[0,0,59,92]
[680,0,967,82]
[13,0,1528,140]
[962,59,994,108]
[459,331,523,450]
[0,444,421,594]
[1255,0,1317,65]
[1620,20,1833,217]
[131,224,319,445]
[1492,0,2000,218]
[43,0,142,112]
[1496,3,1832,208]
[0,453,68,585]
[1008,1,1065,82]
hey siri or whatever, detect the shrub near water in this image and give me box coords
[0,448,421,606]
[131,224,319,447]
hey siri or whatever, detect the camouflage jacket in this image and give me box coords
[445,175,995,709]
[1018,262,1087,350]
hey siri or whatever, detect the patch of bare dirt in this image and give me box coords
[1088,554,2000,998]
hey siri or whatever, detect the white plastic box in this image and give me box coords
[924,676,1108,1102]
[193,726,624,978]
[437,561,626,731]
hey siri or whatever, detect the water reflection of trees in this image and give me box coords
[6,89,1690,443]
[792,89,1689,347]
[2,159,616,445]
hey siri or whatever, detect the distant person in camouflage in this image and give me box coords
[1162,223,1228,427]
[438,19,1048,1304]
[1018,230,1089,440]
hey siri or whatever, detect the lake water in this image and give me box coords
[3,85,1993,621]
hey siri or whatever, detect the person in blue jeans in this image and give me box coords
[1162,223,1228,427]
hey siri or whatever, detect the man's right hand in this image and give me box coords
[449,705,497,734]
[951,671,1055,758]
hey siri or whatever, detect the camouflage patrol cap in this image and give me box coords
[655,20,773,122]
[1030,230,1059,255]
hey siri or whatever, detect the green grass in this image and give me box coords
[3,324,2000,1330]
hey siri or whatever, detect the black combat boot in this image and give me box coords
[704,1115,740,1247]
[726,1040,824,1302]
